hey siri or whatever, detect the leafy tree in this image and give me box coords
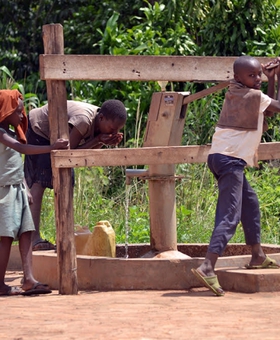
[197,0,280,56]
[0,0,151,79]
[0,0,83,78]
[1,0,280,143]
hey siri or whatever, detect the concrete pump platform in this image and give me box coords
[8,243,280,293]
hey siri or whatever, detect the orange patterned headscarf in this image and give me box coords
[0,89,28,143]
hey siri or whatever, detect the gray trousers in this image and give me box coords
[207,153,261,256]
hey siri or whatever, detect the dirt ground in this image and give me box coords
[2,271,280,340]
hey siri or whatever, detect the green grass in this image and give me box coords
[39,162,280,246]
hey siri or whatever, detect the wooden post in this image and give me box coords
[42,24,78,294]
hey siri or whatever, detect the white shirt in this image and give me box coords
[209,92,271,167]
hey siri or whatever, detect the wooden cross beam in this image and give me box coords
[39,55,275,82]
[51,143,280,168]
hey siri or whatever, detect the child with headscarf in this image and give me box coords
[0,89,68,295]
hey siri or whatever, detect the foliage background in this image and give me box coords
[1,0,280,246]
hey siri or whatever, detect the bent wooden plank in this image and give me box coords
[40,55,275,82]
[51,142,280,168]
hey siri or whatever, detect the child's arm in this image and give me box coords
[263,58,277,116]
[0,130,69,154]
[263,57,280,113]
[68,125,103,149]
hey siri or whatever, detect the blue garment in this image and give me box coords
[207,153,261,256]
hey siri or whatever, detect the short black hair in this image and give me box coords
[99,99,127,123]
[233,55,259,74]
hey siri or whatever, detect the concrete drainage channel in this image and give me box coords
[8,244,280,293]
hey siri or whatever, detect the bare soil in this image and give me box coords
[2,270,280,340]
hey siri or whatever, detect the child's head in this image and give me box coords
[4,98,24,128]
[233,56,262,90]
[97,99,127,134]
[0,90,27,143]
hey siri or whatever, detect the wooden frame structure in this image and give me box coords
[41,24,280,294]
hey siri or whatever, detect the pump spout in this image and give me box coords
[125,169,149,185]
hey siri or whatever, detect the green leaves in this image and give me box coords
[0,66,40,112]
[197,0,280,56]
